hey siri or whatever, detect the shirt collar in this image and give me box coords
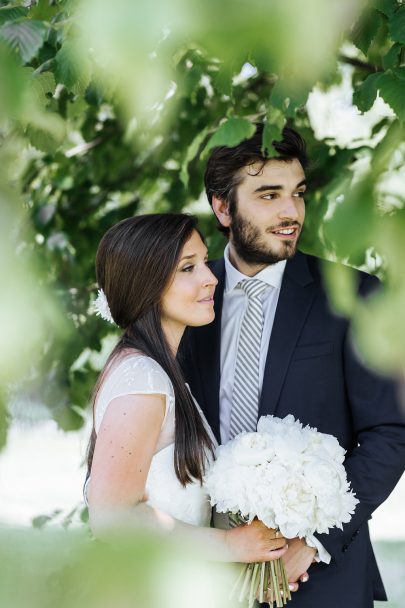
[224,243,287,294]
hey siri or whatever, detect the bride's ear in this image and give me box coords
[212,196,231,229]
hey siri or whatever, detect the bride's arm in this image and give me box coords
[87,393,287,563]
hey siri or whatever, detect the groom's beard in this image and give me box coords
[230,209,302,266]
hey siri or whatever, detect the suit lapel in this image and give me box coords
[259,251,318,418]
[194,258,225,442]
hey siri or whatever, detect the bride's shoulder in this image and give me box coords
[112,350,167,373]
[94,351,175,436]
[103,350,173,394]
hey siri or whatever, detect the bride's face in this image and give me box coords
[161,230,218,337]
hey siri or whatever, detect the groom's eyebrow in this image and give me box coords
[254,179,307,192]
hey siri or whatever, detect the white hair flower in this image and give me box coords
[94,289,115,324]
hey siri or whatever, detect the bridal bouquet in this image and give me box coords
[204,415,359,607]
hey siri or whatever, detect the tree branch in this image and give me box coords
[338,54,380,73]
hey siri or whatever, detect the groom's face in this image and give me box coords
[229,158,306,266]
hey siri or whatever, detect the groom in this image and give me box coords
[181,124,405,607]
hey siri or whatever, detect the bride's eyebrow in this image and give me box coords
[179,254,197,261]
[180,249,209,262]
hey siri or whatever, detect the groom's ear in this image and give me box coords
[212,195,232,229]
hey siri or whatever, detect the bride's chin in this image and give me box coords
[190,312,215,327]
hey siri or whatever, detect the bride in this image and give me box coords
[85,213,294,570]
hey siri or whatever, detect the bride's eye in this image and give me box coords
[181,265,194,273]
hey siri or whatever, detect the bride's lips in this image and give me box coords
[198,295,215,304]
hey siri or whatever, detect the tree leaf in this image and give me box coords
[389,5,405,43]
[382,43,402,69]
[262,120,284,157]
[201,118,255,159]
[324,179,375,259]
[23,68,56,106]
[352,8,382,55]
[371,0,398,17]
[34,70,56,96]
[378,71,405,121]
[54,40,91,95]
[180,127,209,187]
[0,6,28,26]
[392,67,405,81]
[32,510,62,529]
[270,80,310,118]
[352,72,382,112]
[211,63,233,97]
[0,389,8,452]
[322,261,357,317]
[0,20,47,63]
[25,125,62,153]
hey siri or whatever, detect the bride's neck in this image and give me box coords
[161,319,185,357]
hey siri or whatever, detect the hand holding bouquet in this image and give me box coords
[204,415,359,607]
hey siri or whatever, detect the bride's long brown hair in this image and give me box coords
[86,214,214,487]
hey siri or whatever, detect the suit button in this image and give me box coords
[342,544,348,552]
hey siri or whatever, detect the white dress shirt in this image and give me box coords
[219,244,286,445]
[218,244,331,564]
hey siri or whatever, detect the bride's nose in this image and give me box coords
[202,266,218,287]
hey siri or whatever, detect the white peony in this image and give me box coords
[232,432,275,466]
[204,413,358,539]
[257,413,302,435]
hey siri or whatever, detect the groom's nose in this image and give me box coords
[278,197,300,220]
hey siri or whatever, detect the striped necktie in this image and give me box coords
[229,278,268,439]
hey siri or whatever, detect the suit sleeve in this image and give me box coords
[315,274,405,564]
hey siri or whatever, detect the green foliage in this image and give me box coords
[352,72,382,112]
[54,39,92,95]
[389,4,405,43]
[0,6,28,25]
[0,0,404,445]
[0,525,235,608]
[352,7,382,55]
[0,388,8,451]
[202,118,256,159]
[0,19,47,62]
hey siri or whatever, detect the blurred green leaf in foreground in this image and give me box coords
[0,524,235,608]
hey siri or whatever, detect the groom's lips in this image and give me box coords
[269,225,300,240]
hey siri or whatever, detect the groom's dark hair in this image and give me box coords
[204,123,308,235]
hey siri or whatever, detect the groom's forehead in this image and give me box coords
[237,158,306,187]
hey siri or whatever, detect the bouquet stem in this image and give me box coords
[230,559,290,607]
[228,514,290,607]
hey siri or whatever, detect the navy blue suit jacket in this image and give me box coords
[180,251,405,608]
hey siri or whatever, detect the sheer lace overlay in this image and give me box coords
[89,354,213,526]
[95,355,175,453]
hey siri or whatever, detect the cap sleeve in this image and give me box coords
[94,355,174,433]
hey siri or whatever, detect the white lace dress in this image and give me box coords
[86,354,217,527]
